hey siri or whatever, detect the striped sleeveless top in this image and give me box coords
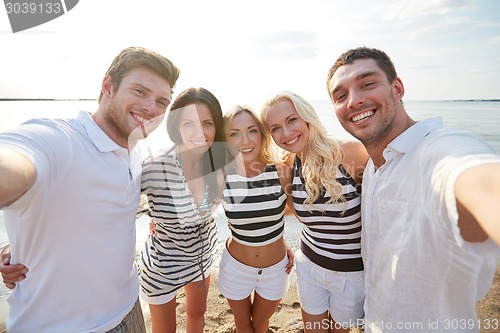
[292,156,363,272]
[222,164,287,246]
[138,146,219,299]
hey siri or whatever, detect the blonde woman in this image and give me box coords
[261,91,368,333]
[219,105,294,333]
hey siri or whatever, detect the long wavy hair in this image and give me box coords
[261,91,346,210]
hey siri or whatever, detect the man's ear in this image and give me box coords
[393,76,405,100]
[101,75,114,99]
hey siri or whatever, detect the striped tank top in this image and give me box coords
[138,146,219,299]
[292,156,363,272]
[222,164,287,246]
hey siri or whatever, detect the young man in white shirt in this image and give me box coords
[0,46,179,333]
[327,46,500,333]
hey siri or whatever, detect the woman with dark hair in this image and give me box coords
[138,87,226,333]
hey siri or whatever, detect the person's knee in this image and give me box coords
[234,316,253,333]
[252,318,270,333]
[185,302,206,319]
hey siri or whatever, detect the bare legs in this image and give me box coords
[227,292,281,333]
[301,310,350,333]
[149,276,210,333]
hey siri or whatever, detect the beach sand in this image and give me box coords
[0,267,498,332]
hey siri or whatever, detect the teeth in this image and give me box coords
[285,136,299,145]
[352,111,373,122]
[240,148,254,153]
[191,141,207,146]
[133,114,148,123]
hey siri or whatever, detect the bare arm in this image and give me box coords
[455,163,500,245]
[340,140,369,184]
[276,163,296,216]
[0,148,36,208]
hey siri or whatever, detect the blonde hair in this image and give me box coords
[260,91,345,210]
[224,105,277,164]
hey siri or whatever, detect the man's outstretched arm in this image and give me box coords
[455,163,500,246]
[0,148,36,208]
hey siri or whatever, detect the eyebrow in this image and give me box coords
[228,125,258,132]
[330,71,380,95]
[133,83,171,103]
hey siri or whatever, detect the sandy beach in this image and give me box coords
[143,267,499,333]
[146,219,500,332]
[0,265,498,332]
[0,232,498,332]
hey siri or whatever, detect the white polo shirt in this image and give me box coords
[361,117,500,333]
[0,111,142,333]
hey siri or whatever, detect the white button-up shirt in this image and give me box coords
[362,117,500,332]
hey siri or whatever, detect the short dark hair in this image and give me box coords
[327,47,397,87]
[98,46,180,102]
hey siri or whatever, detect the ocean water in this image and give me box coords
[0,100,499,320]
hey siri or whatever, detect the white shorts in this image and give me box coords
[140,268,212,305]
[217,246,290,301]
[295,249,364,326]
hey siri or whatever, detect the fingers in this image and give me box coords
[149,220,157,236]
[1,253,11,266]
[1,264,28,286]
[284,246,295,274]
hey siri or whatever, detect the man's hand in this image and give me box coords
[0,245,28,289]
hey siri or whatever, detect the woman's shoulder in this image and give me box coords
[339,140,369,184]
[142,146,176,167]
[273,162,293,188]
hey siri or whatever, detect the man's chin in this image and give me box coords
[129,120,161,141]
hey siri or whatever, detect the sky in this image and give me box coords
[0,0,499,108]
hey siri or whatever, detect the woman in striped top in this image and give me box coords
[261,91,369,333]
[139,87,226,333]
[218,105,294,333]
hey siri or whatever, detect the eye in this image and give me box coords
[134,88,145,96]
[204,121,214,128]
[288,117,297,124]
[270,126,280,133]
[229,132,239,137]
[249,129,259,134]
[334,93,347,103]
[157,100,168,108]
[361,82,375,89]
[182,121,193,127]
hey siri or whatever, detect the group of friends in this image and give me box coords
[0,46,499,333]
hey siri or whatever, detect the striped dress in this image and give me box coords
[222,164,287,246]
[138,146,219,301]
[292,156,363,272]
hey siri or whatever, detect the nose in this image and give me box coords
[241,132,250,144]
[142,97,158,114]
[347,89,364,109]
[282,125,292,137]
[194,122,205,137]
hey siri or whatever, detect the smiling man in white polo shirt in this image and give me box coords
[0,46,179,333]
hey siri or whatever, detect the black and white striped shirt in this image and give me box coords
[292,156,363,272]
[222,164,286,246]
[139,147,219,299]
